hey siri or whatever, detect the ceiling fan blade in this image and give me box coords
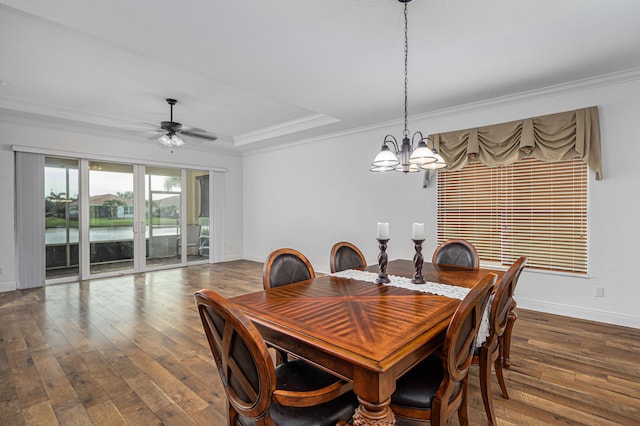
[146,128,166,134]
[181,126,207,133]
[146,99,216,146]
[180,130,218,141]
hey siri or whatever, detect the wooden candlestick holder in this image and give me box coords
[411,239,426,284]
[376,239,391,284]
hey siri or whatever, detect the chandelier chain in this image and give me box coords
[403,1,409,137]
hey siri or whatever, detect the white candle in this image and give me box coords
[377,222,389,240]
[412,222,425,240]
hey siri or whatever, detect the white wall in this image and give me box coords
[0,119,244,291]
[243,74,640,329]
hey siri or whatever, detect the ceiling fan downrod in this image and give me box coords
[161,98,182,132]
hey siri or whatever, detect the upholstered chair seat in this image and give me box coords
[390,273,496,425]
[391,355,444,410]
[266,361,358,426]
[195,289,357,426]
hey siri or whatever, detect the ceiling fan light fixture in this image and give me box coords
[171,134,185,147]
[158,134,172,146]
[154,98,217,150]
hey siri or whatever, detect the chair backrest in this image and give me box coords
[433,273,496,422]
[432,239,480,269]
[186,224,201,245]
[262,248,316,290]
[330,242,366,273]
[488,257,527,343]
[195,289,276,423]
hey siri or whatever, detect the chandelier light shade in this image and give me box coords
[421,149,447,170]
[370,0,447,174]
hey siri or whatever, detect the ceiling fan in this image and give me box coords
[152,98,217,149]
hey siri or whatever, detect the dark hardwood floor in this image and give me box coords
[1,260,639,425]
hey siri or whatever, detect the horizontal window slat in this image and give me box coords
[437,158,588,274]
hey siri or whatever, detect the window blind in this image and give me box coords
[437,157,587,274]
[16,152,46,288]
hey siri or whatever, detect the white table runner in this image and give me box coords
[331,269,490,347]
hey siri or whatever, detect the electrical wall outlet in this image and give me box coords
[594,286,604,297]
[0,265,4,275]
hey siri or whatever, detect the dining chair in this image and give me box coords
[262,248,316,364]
[390,273,497,425]
[263,248,316,290]
[472,256,527,425]
[195,289,358,426]
[330,241,367,273]
[502,258,527,370]
[432,239,480,269]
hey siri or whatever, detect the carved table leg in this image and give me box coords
[352,397,395,425]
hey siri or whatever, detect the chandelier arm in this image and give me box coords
[423,136,442,153]
[411,131,424,146]
[383,135,400,152]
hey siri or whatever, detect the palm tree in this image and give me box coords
[163,176,181,191]
[46,191,70,218]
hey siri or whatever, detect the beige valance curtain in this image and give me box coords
[430,106,602,180]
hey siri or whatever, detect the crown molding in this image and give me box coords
[0,95,151,129]
[243,66,640,156]
[4,66,640,159]
[412,66,640,121]
[233,113,341,146]
[0,106,142,135]
[0,106,240,156]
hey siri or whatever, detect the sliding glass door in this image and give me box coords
[42,156,213,282]
[142,167,211,268]
[88,161,135,275]
[145,166,183,268]
[44,157,79,280]
[186,169,210,262]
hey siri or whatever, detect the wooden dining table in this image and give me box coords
[230,259,503,425]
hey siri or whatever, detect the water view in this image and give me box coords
[45,226,180,244]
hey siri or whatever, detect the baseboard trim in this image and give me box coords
[224,254,244,262]
[242,255,264,263]
[518,297,640,329]
[0,282,17,293]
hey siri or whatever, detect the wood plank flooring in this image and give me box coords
[1,260,639,425]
